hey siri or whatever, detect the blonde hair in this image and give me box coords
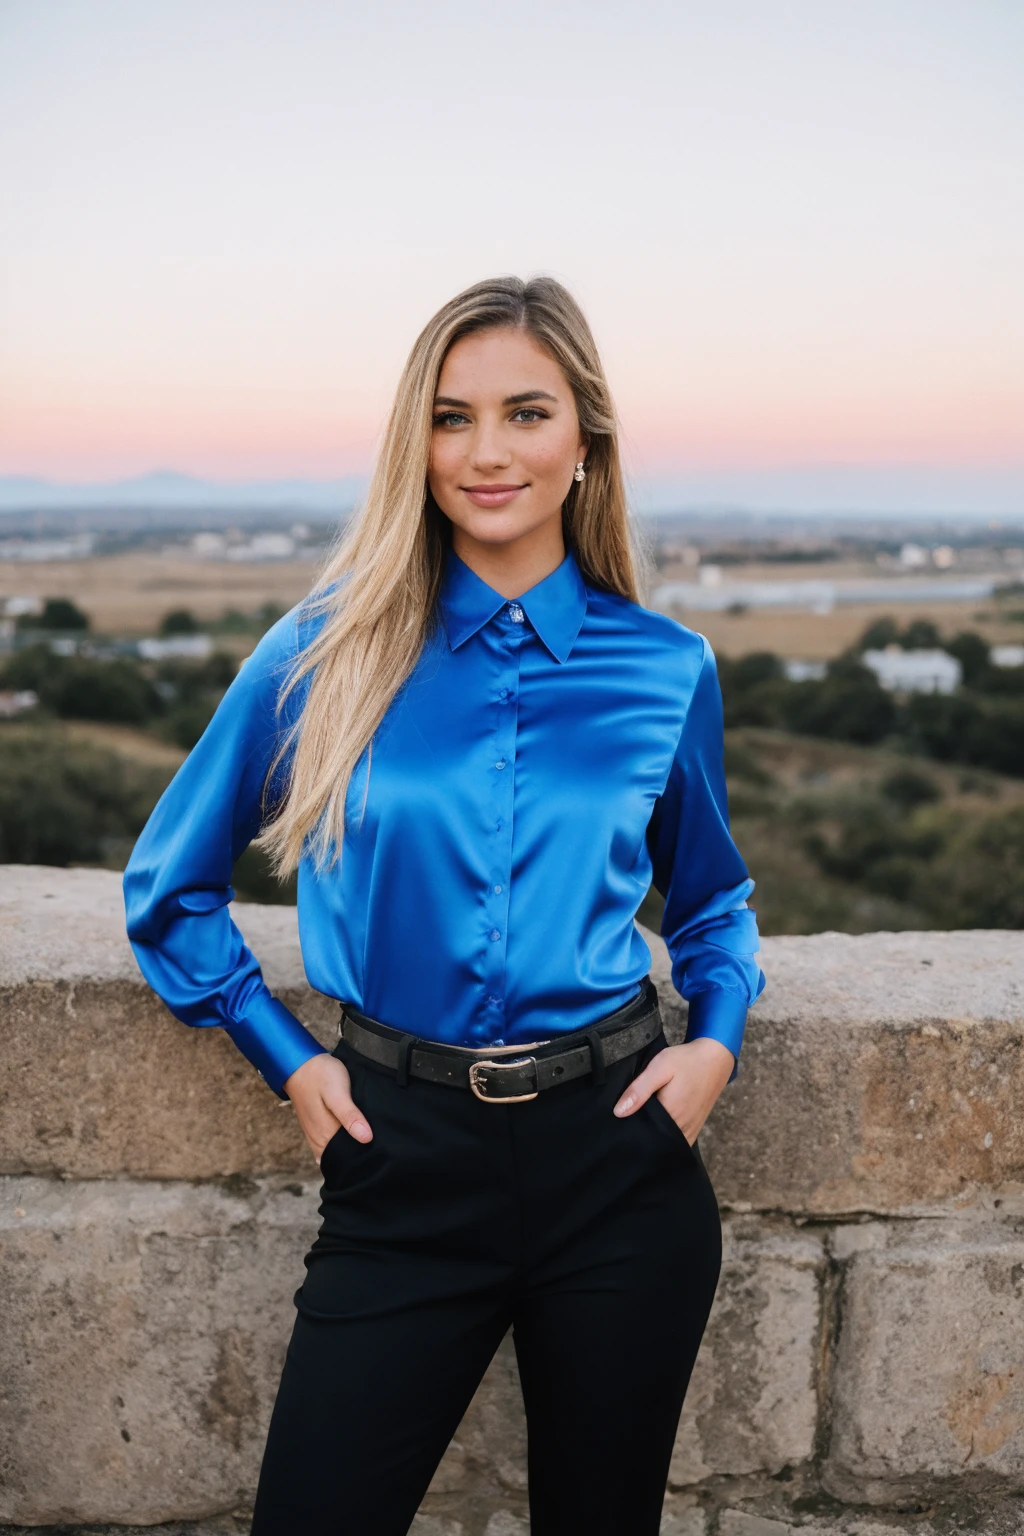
[259,274,645,875]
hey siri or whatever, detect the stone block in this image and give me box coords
[669,1219,823,1485]
[672,930,1024,1217]
[660,1503,708,1535]
[718,1514,793,1536]
[0,1173,318,1524]
[0,866,331,1180]
[824,1220,1024,1503]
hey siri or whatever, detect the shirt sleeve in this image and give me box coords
[646,635,765,1082]
[122,610,328,1098]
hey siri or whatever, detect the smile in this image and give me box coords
[461,484,528,508]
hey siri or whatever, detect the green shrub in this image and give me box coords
[16,597,90,631]
[780,663,896,745]
[880,768,941,809]
[47,659,162,724]
[927,807,1024,927]
[0,730,170,865]
[160,608,199,635]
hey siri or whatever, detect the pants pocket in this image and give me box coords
[318,1124,349,1186]
[643,1089,696,1156]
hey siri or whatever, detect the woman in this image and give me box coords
[124,275,764,1535]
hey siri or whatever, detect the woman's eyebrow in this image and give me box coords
[433,389,558,409]
[504,390,558,406]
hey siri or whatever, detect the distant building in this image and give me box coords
[784,659,827,682]
[862,646,962,694]
[190,532,228,558]
[137,635,214,661]
[991,644,1024,669]
[0,689,38,718]
[225,532,295,562]
[2,596,43,618]
[0,534,94,561]
[899,542,929,569]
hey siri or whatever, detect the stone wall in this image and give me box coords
[1,865,1023,1535]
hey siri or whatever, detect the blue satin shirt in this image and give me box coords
[123,546,764,1099]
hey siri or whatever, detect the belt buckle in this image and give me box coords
[468,1056,539,1103]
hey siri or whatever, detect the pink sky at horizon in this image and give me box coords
[1,1,1022,505]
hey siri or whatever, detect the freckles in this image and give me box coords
[520,433,577,478]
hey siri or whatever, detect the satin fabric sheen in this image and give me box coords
[123,547,765,1098]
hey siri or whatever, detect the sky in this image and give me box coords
[1,0,1022,512]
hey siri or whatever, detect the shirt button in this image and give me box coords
[499,688,509,699]
[489,929,501,942]
[508,602,525,623]
[493,884,502,894]
[495,759,506,770]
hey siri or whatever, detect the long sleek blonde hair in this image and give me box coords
[258,274,645,875]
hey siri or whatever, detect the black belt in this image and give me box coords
[335,977,662,1104]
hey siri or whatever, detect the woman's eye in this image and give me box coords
[511,408,547,423]
[432,411,469,428]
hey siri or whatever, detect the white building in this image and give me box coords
[225,532,296,562]
[991,645,1024,669]
[784,659,827,682]
[137,635,214,661]
[862,646,962,694]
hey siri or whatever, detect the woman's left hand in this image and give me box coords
[612,1037,735,1145]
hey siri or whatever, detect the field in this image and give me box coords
[5,548,1023,657]
[0,551,323,636]
[685,598,1024,660]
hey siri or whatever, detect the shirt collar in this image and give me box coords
[439,546,588,664]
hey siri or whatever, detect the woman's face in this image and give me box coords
[428,326,587,553]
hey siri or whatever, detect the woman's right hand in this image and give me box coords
[283,1052,373,1166]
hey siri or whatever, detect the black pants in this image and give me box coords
[251,1027,722,1535]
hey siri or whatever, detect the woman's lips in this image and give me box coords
[462,484,527,508]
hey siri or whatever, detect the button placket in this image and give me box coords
[480,608,523,1036]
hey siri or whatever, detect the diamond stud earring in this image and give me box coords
[573,462,586,482]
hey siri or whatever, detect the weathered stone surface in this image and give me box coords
[659,1504,708,1535]
[6,867,1024,1214]
[0,866,331,1180]
[669,1219,823,1485]
[9,1503,1024,1536]
[824,1219,1024,1504]
[0,1174,318,1523]
[6,865,1024,1528]
[719,1514,793,1536]
[686,930,1024,1216]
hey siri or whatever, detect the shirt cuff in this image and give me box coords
[224,994,328,1099]
[683,987,749,1083]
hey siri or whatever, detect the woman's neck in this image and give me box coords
[451,519,566,600]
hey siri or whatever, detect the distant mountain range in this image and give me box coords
[0,471,368,516]
[0,466,1022,521]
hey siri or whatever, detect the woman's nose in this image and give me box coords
[468,426,513,472]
